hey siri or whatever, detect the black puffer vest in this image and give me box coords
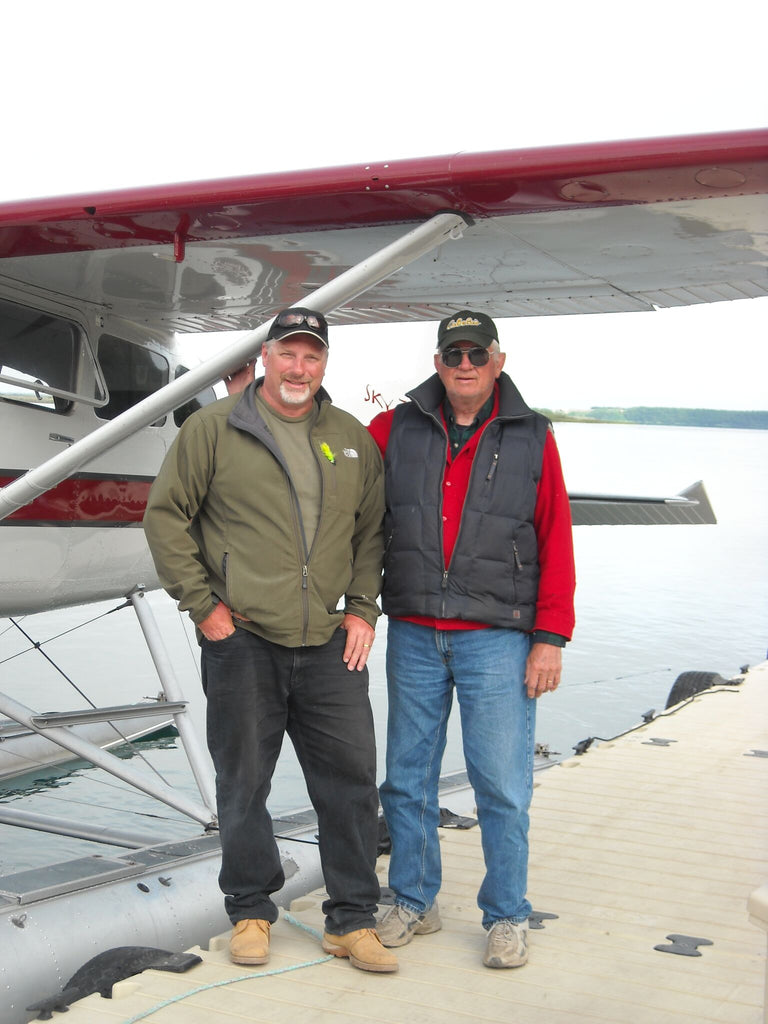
[382,373,550,630]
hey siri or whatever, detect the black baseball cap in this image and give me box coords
[266,308,329,347]
[437,310,498,351]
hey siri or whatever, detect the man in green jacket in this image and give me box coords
[143,308,395,973]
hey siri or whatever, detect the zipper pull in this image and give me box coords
[441,571,449,590]
[486,452,499,481]
[302,565,308,589]
[512,541,522,571]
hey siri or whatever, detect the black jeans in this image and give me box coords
[201,626,380,934]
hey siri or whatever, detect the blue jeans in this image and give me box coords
[202,626,380,934]
[380,619,535,927]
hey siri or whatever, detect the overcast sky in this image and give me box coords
[2,0,766,410]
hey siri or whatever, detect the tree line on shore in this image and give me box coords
[536,407,768,429]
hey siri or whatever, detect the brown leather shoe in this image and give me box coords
[230,918,271,964]
[322,927,398,973]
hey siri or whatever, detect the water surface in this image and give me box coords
[1,423,765,873]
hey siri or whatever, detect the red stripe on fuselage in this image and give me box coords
[0,473,152,524]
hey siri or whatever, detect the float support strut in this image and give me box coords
[129,586,217,818]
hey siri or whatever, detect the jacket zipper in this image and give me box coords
[265,445,311,645]
[222,552,230,607]
[406,387,532,619]
[512,540,522,571]
[299,435,327,646]
[420,406,451,619]
[439,429,496,616]
[235,399,324,646]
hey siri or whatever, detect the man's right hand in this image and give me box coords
[198,601,236,641]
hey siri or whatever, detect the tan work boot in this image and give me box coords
[229,918,271,964]
[322,927,398,972]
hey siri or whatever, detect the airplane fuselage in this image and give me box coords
[0,286,203,614]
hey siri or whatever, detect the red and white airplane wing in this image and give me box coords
[0,129,765,612]
[1,129,765,332]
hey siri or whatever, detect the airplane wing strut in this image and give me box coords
[0,210,470,522]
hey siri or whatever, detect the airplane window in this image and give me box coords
[0,299,78,412]
[173,365,217,427]
[96,335,169,425]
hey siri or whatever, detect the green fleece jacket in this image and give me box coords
[143,381,384,647]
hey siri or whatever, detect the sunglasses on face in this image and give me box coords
[275,311,326,331]
[440,346,491,368]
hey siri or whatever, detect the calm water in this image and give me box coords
[1,422,766,874]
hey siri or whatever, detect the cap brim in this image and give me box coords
[269,327,329,347]
[437,329,494,350]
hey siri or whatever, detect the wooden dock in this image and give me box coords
[53,662,768,1023]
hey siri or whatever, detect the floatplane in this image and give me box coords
[0,128,765,1023]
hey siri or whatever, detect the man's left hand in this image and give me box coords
[341,613,375,672]
[525,642,562,698]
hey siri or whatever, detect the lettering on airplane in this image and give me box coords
[363,384,407,410]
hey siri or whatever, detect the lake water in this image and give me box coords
[1,422,766,875]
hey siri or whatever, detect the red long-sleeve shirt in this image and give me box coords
[368,392,575,639]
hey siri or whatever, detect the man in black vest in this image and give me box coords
[368,311,575,968]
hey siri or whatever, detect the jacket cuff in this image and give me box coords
[191,595,219,627]
[344,599,381,629]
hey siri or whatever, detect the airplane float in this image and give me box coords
[0,129,765,1023]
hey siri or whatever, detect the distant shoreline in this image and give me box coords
[537,407,768,430]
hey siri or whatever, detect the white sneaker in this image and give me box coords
[483,918,529,968]
[375,901,442,947]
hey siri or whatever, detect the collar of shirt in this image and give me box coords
[443,392,495,455]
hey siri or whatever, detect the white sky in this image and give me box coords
[2,0,766,410]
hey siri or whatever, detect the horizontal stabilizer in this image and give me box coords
[569,480,716,526]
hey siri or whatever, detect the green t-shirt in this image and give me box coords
[254,388,322,552]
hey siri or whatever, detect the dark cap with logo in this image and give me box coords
[266,308,329,348]
[437,310,498,351]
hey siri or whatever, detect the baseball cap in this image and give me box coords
[266,308,329,348]
[437,310,498,351]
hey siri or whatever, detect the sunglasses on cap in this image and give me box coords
[274,311,326,331]
[440,346,491,368]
